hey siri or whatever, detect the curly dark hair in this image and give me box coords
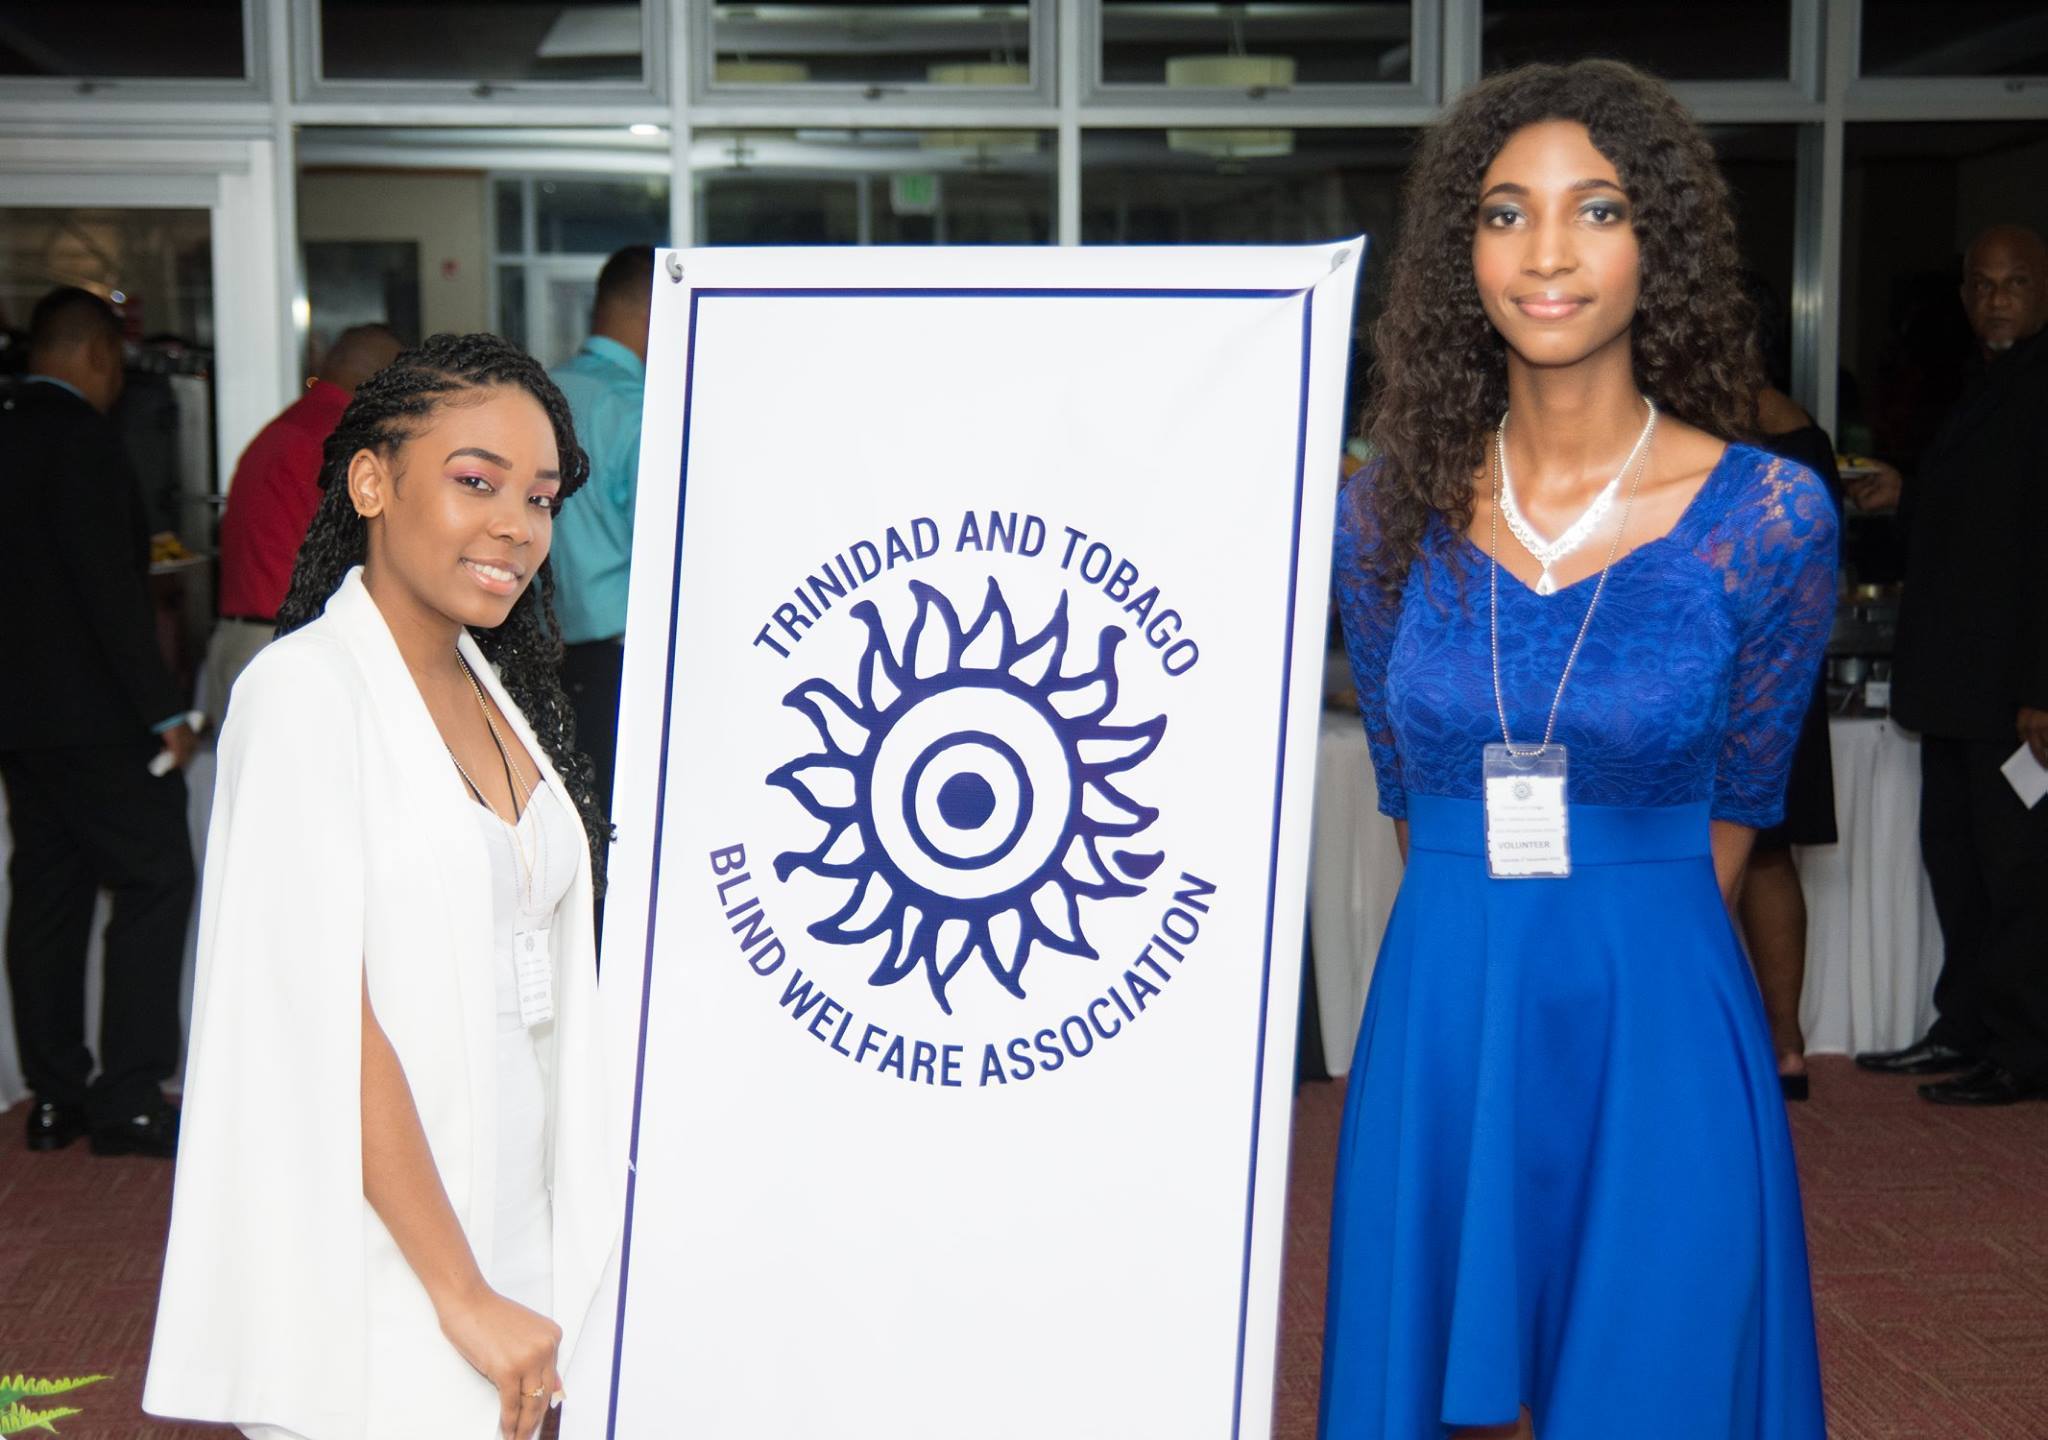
[1362,59,1762,594]
[276,331,612,898]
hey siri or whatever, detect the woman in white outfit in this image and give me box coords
[145,333,626,1440]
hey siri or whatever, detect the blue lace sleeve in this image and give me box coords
[1332,469,1409,820]
[1711,455,1840,827]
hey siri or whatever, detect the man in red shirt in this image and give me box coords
[205,324,401,715]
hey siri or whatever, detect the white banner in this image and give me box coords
[568,242,1363,1440]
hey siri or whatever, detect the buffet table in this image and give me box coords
[1794,718,1942,1056]
[1308,712,1403,1075]
[1307,713,1943,1076]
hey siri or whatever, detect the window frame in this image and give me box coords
[688,1,1056,113]
[1447,0,1823,109]
[292,0,669,111]
[0,0,269,111]
[1848,0,2048,107]
[1081,0,1442,115]
[6,0,2047,496]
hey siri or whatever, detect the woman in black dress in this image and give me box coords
[1739,282,1844,1099]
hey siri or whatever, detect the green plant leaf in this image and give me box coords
[0,1401,86,1436]
[0,1380,105,1412]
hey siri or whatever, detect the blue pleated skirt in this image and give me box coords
[1318,798,1826,1439]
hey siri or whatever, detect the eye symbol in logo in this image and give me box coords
[1513,780,1532,802]
[769,579,1166,1013]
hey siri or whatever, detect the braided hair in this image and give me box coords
[277,331,612,898]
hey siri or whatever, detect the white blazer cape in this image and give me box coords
[144,569,626,1440]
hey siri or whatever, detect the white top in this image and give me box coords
[146,569,626,1440]
[471,781,583,1315]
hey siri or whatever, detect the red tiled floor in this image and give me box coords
[3,1057,2045,1437]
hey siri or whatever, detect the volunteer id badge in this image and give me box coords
[514,927,554,1027]
[1483,743,1570,878]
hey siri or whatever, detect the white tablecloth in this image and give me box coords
[0,752,210,1111]
[1306,714,1943,1076]
[0,718,1949,1104]
[1308,712,1402,1075]
[1793,718,1942,1056]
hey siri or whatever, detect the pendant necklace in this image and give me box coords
[1488,403,1657,755]
[1496,395,1657,595]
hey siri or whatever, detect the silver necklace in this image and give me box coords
[1496,396,1657,595]
[1488,408,1656,757]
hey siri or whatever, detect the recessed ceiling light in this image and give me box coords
[629,123,661,137]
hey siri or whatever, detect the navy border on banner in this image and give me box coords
[607,283,1319,1439]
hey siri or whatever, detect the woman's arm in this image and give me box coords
[1709,820,1756,909]
[1394,817,1410,863]
[360,978,563,1440]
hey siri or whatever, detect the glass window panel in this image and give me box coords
[703,175,863,243]
[498,262,529,349]
[1082,127,1407,435]
[1481,0,1791,82]
[0,2,244,80]
[1841,122,2048,470]
[305,240,422,362]
[1860,1,2048,79]
[495,178,525,254]
[0,208,214,347]
[1082,128,1414,246]
[1099,2,1413,88]
[319,1,645,84]
[1706,124,1801,388]
[0,206,216,544]
[696,130,1053,244]
[531,176,669,254]
[538,269,600,366]
[710,3,1031,89]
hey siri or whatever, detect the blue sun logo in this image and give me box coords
[769,578,1167,1013]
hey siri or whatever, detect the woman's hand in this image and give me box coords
[438,1284,565,1440]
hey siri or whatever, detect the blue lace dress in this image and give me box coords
[1320,443,1835,1438]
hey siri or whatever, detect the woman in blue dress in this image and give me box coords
[1321,61,1835,1439]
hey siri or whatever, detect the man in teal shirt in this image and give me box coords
[550,245,654,817]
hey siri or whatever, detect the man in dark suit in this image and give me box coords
[0,287,195,1156]
[1852,225,2048,1105]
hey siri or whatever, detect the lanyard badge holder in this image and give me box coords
[514,927,554,1027]
[1484,743,1571,877]
[1482,399,1656,880]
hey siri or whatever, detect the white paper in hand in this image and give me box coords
[2000,744,2048,809]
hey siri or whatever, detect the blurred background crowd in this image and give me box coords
[0,8,2045,1436]
[3,0,2046,1123]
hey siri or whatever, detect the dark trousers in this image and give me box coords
[562,638,624,958]
[1920,735,2048,1082]
[561,638,624,820]
[2,744,194,1121]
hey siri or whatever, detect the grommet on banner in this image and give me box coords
[1331,248,1352,272]
[665,252,685,284]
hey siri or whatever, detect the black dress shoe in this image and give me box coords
[1779,1072,1810,1102]
[25,1098,87,1151]
[1854,1039,1974,1075]
[89,1100,180,1159]
[1918,1062,2048,1107]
